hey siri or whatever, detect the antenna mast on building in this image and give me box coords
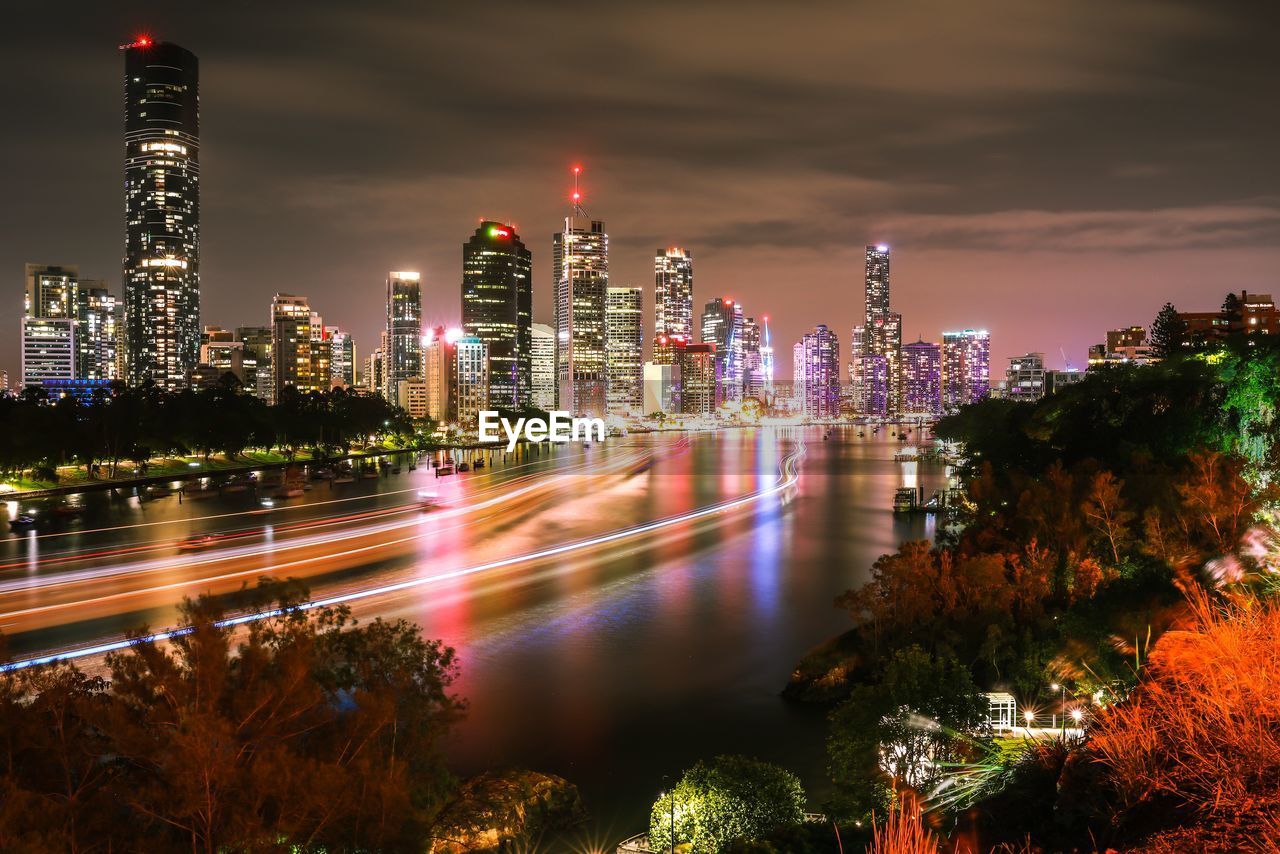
[571,165,585,217]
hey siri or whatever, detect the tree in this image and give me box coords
[1149,302,1186,359]
[1082,470,1135,566]
[648,755,806,853]
[0,580,464,852]
[1220,290,1243,332]
[827,646,988,820]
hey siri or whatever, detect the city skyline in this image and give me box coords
[5,5,1278,384]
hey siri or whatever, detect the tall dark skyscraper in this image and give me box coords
[122,38,200,389]
[462,221,533,410]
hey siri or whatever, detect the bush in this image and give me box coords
[1089,589,1280,848]
[649,755,806,853]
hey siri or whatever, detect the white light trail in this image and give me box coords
[0,442,803,673]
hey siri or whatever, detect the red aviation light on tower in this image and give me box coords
[120,34,153,50]
[570,164,585,211]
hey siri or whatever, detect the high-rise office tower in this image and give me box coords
[901,339,942,415]
[530,323,556,410]
[462,221,532,409]
[553,172,608,416]
[800,324,840,419]
[853,353,889,416]
[759,316,775,399]
[941,329,990,409]
[678,342,718,416]
[455,336,490,426]
[792,341,805,410]
[861,245,902,412]
[270,294,322,399]
[235,325,272,398]
[701,297,744,404]
[385,272,422,403]
[654,247,694,341]
[605,286,644,415]
[22,264,79,388]
[741,316,762,398]
[422,326,460,423]
[199,325,252,389]
[122,38,200,389]
[326,327,356,387]
[76,282,118,381]
[365,347,383,397]
[309,312,330,390]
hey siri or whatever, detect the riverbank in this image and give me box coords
[1,442,512,501]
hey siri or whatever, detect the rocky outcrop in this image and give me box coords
[781,630,867,703]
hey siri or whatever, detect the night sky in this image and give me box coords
[3,1,1279,380]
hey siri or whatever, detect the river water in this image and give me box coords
[0,426,947,848]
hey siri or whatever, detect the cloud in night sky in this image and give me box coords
[1,0,1278,378]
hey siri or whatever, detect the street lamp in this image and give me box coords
[1050,683,1066,737]
[1023,710,1034,730]
[661,777,675,853]
[1071,708,1083,728]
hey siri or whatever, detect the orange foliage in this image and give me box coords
[868,794,940,854]
[1090,589,1280,847]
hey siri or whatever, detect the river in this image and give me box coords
[0,426,948,848]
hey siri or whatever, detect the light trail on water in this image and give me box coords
[0,440,804,673]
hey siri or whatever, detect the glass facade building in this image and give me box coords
[605,286,644,415]
[122,39,200,389]
[553,217,608,417]
[462,222,532,410]
[654,247,694,341]
[385,272,422,402]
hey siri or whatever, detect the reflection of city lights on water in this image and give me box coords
[0,443,805,673]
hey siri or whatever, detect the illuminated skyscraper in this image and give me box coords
[678,342,718,416]
[235,325,272,399]
[385,271,422,402]
[270,294,322,399]
[553,170,608,417]
[901,339,942,415]
[122,38,200,389]
[22,264,79,388]
[605,286,644,415]
[701,297,744,403]
[862,245,901,411]
[759,316,775,399]
[462,221,532,409]
[654,247,694,341]
[455,336,490,426]
[326,327,356,387]
[800,324,840,419]
[76,283,118,381]
[742,316,762,398]
[853,353,889,416]
[530,323,556,411]
[422,326,458,422]
[941,329,990,410]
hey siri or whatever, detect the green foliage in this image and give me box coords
[827,646,988,820]
[0,380,418,479]
[1149,302,1186,359]
[648,755,806,853]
